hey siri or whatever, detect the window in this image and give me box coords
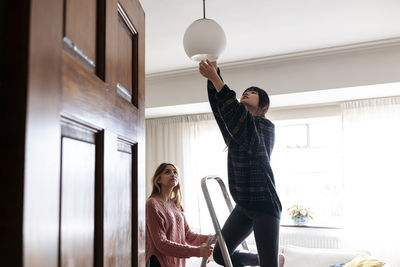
[272,116,343,227]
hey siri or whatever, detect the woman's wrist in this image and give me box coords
[211,76,224,92]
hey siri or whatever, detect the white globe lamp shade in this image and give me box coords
[183,18,226,62]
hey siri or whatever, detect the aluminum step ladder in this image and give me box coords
[200,176,249,267]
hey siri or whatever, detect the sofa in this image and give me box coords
[281,245,365,267]
[280,245,389,267]
[187,245,388,267]
[186,254,284,267]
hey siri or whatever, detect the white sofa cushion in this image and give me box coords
[282,245,368,267]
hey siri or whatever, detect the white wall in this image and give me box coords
[146,39,400,114]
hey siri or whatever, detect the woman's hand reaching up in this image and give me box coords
[209,60,218,70]
[199,59,218,80]
[199,59,224,92]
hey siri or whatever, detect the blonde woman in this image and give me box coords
[146,163,214,267]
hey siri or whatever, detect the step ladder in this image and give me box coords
[200,176,249,267]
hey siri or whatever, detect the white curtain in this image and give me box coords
[146,114,229,233]
[342,96,400,266]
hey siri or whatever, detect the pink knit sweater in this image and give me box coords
[146,197,211,267]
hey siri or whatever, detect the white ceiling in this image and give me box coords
[140,0,400,74]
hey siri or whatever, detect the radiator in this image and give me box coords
[279,227,343,249]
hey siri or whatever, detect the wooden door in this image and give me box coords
[1,0,145,266]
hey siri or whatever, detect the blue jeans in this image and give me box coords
[213,205,280,267]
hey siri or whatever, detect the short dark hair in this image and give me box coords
[243,86,270,116]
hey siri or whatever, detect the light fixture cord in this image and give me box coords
[203,0,206,19]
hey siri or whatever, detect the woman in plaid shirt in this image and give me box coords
[199,60,283,267]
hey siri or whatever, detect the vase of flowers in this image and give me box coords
[287,204,313,226]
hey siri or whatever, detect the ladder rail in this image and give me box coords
[200,176,249,267]
[201,176,233,267]
[203,176,249,250]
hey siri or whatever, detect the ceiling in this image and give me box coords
[140,0,400,74]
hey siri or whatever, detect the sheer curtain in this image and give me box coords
[146,114,228,233]
[342,96,400,266]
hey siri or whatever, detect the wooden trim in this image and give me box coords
[0,0,30,264]
[131,143,139,266]
[117,3,137,35]
[62,36,96,72]
[117,82,132,103]
[117,137,134,153]
[132,32,139,108]
[61,116,99,143]
[96,0,106,80]
[94,131,104,267]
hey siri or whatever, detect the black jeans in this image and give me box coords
[147,255,161,267]
[213,205,280,267]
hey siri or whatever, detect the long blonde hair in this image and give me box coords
[149,163,184,211]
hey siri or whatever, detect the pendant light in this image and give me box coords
[183,0,226,61]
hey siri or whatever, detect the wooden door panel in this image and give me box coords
[105,1,142,107]
[104,138,135,267]
[116,3,139,107]
[116,13,134,103]
[61,136,96,267]
[64,0,97,67]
